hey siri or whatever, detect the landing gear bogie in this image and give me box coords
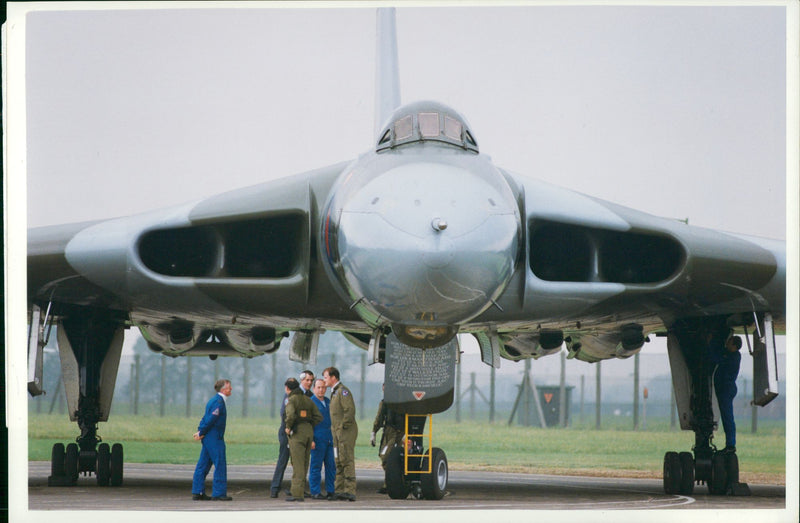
[662,448,744,496]
[48,441,124,486]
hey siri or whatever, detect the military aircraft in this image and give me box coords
[22,5,786,498]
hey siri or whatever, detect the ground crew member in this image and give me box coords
[284,377,322,502]
[191,379,233,501]
[371,387,406,494]
[309,378,336,500]
[270,386,291,498]
[323,366,358,501]
[711,335,742,452]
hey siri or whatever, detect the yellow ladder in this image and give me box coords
[404,413,432,474]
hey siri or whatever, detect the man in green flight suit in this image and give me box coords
[323,366,358,501]
[283,377,322,502]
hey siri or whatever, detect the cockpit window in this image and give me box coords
[376,101,479,153]
[419,112,440,137]
[444,116,462,141]
[394,115,413,141]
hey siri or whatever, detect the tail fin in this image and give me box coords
[374,8,401,138]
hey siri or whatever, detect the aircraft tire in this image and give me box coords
[385,446,409,499]
[96,443,111,486]
[420,447,448,500]
[662,451,681,495]
[708,453,728,495]
[678,452,694,495]
[51,443,66,477]
[65,443,79,484]
[110,443,123,487]
[724,452,739,486]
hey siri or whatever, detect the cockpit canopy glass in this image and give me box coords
[377,102,479,153]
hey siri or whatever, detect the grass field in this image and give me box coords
[27,413,786,485]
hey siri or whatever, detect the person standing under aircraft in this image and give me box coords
[284,378,323,502]
[270,383,291,498]
[192,379,233,501]
[371,385,406,494]
[271,370,314,498]
[309,378,336,500]
[711,335,743,452]
[324,366,358,501]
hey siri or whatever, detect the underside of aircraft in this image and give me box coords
[24,7,784,498]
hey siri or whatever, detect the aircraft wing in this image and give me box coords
[28,158,784,360]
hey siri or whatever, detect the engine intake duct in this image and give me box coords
[529,221,684,284]
[137,214,304,278]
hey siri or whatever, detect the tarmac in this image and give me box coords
[23,461,787,515]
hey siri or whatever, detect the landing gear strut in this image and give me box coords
[663,319,749,496]
[46,312,126,486]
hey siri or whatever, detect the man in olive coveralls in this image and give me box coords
[323,366,358,501]
[371,386,406,494]
[284,378,322,502]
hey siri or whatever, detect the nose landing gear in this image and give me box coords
[384,414,449,500]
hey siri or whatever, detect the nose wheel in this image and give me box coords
[383,414,449,500]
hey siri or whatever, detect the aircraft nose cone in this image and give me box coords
[333,158,521,328]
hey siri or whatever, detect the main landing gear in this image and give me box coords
[44,311,127,487]
[663,318,750,497]
[384,414,449,500]
[662,448,743,496]
[49,441,124,487]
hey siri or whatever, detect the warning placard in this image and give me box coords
[384,333,457,414]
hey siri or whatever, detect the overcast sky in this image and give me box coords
[17,3,790,241]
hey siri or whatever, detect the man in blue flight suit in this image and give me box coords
[711,335,743,453]
[309,378,336,500]
[271,370,315,498]
[192,378,233,501]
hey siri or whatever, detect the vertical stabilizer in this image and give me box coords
[375,8,401,138]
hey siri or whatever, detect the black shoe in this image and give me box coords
[377,487,387,494]
[311,493,326,500]
[336,493,349,501]
[284,488,292,496]
[211,496,233,501]
[285,495,305,502]
[347,493,356,502]
[326,493,336,500]
[270,491,279,498]
[192,493,210,501]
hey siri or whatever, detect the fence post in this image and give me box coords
[595,361,602,430]
[633,353,640,430]
[558,350,566,427]
[134,354,140,415]
[160,357,166,417]
[242,358,250,418]
[489,366,496,422]
[185,357,193,417]
[360,352,366,419]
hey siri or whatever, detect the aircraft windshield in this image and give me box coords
[377,101,479,153]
